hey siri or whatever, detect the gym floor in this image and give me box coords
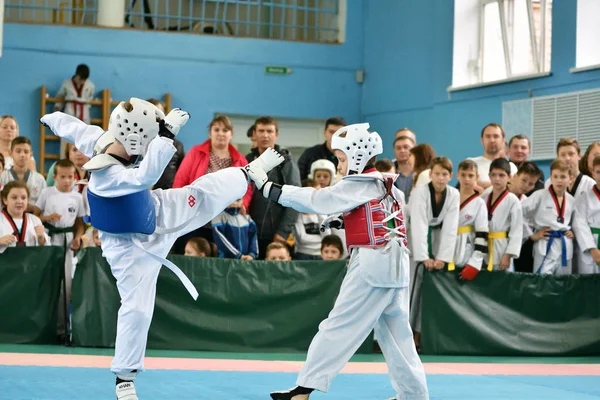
[1,345,599,399]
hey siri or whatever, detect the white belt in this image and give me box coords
[131,237,199,300]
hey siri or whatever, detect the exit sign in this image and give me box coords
[265,65,292,75]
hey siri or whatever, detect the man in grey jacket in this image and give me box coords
[246,116,301,259]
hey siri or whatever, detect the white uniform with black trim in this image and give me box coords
[407,183,459,333]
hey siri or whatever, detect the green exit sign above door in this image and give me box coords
[265,66,292,75]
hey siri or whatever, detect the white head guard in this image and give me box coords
[107,98,165,156]
[331,123,383,175]
[308,159,337,184]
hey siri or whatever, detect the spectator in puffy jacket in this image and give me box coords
[212,199,258,260]
[170,115,252,254]
[246,116,301,259]
[173,115,252,207]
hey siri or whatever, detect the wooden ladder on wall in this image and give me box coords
[39,86,172,174]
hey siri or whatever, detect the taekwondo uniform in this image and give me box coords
[55,78,95,124]
[522,187,574,274]
[0,211,48,252]
[450,193,488,271]
[480,189,523,271]
[41,103,282,400]
[408,182,459,333]
[571,186,600,274]
[267,123,429,400]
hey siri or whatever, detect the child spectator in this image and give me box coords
[451,159,488,280]
[573,155,600,274]
[34,159,86,249]
[509,161,542,200]
[408,156,459,351]
[0,137,47,209]
[375,158,396,174]
[184,237,212,257]
[211,199,258,260]
[320,234,344,260]
[293,179,330,260]
[54,64,95,124]
[308,159,336,188]
[509,161,542,273]
[546,138,595,199]
[46,143,90,192]
[481,158,523,271]
[265,242,292,261]
[0,181,48,251]
[523,160,575,275]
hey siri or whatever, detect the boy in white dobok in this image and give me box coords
[481,158,523,271]
[408,157,459,350]
[524,160,575,274]
[449,159,488,280]
[573,155,600,274]
[544,138,595,199]
[262,123,428,400]
[41,98,284,400]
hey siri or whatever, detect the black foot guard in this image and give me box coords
[270,386,314,400]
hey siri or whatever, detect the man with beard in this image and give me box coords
[468,123,517,193]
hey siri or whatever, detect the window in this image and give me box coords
[575,0,600,70]
[3,0,344,44]
[452,0,552,89]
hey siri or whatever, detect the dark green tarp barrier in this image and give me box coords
[72,248,374,353]
[422,270,600,356]
[0,246,65,344]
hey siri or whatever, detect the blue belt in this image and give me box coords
[535,230,567,273]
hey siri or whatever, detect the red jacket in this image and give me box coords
[172,140,253,209]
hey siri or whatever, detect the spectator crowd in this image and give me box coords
[2,64,600,349]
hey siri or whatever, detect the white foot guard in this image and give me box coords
[270,386,313,400]
[116,381,139,400]
[245,147,284,189]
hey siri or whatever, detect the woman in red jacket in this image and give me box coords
[172,115,252,253]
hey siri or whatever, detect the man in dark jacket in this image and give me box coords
[146,98,185,189]
[153,139,185,189]
[297,116,346,180]
[246,116,301,259]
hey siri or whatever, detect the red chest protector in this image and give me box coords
[343,175,408,251]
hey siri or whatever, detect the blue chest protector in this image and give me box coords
[86,190,156,235]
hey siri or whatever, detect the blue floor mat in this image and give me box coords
[1,366,599,400]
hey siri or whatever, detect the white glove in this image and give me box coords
[244,162,269,190]
[161,108,190,137]
[321,214,344,232]
[245,148,285,189]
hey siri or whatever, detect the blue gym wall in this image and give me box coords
[0,1,364,170]
[2,0,600,175]
[362,0,600,175]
